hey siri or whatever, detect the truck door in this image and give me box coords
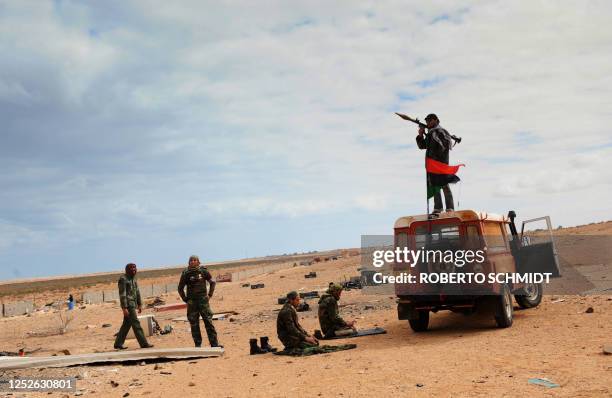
[516,216,561,277]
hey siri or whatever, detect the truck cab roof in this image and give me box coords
[394,210,508,229]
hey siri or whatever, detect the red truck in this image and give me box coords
[394,210,560,331]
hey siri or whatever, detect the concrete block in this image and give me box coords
[3,301,34,317]
[127,314,155,339]
[82,291,104,305]
[103,290,119,303]
[139,284,154,298]
[166,283,179,295]
[151,284,166,297]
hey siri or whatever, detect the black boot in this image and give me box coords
[260,336,277,353]
[314,330,324,340]
[249,338,266,355]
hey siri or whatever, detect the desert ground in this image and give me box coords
[0,222,610,397]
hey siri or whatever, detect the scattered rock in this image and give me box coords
[154,364,162,370]
[363,305,374,310]
[585,307,594,313]
[160,371,172,375]
[123,393,130,397]
[603,345,612,355]
[416,383,424,388]
[110,381,119,388]
[102,324,112,328]
[188,382,195,387]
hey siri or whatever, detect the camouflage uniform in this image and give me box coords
[114,274,149,348]
[318,292,350,338]
[277,302,311,350]
[178,266,219,347]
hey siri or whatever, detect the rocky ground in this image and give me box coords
[0,222,611,397]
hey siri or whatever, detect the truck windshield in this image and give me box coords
[414,224,461,250]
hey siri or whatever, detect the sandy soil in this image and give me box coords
[0,225,610,397]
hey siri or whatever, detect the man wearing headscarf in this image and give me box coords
[114,263,153,349]
[317,283,356,338]
[178,255,221,347]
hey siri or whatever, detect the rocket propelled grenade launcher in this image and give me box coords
[395,112,462,144]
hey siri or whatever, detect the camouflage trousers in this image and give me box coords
[276,342,357,356]
[323,326,355,339]
[114,307,149,348]
[187,296,219,347]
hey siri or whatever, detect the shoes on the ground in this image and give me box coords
[113,345,128,350]
[249,338,266,355]
[141,344,154,348]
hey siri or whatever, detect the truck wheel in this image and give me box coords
[408,310,429,332]
[494,283,513,328]
[515,282,542,309]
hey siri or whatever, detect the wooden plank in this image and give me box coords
[0,347,224,370]
[172,311,237,322]
[154,302,186,312]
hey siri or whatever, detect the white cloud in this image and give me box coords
[0,0,611,277]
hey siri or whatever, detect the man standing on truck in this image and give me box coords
[114,263,154,349]
[416,113,460,216]
[317,283,356,338]
[178,255,221,348]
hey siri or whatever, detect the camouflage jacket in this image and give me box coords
[178,266,213,301]
[118,274,142,309]
[318,294,347,335]
[277,302,309,348]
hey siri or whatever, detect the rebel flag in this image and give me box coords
[426,157,465,198]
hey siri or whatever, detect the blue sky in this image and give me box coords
[1,1,611,280]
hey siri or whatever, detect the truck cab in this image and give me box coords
[394,210,560,331]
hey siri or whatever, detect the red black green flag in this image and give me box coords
[426,158,465,198]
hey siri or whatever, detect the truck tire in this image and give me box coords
[494,283,513,328]
[514,282,542,309]
[408,310,429,332]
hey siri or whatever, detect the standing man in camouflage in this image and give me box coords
[114,263,153,349]
[178,255,221,348]
[318,283,356,338]
[277,291,319,351]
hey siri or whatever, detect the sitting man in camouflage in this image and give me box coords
[277,291,319,352]
[114,263,154,349]
[178,255,221,348]
[318,283,356,338]
[276,291,357,356]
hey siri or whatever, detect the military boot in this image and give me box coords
[249,338,266,355]
[314,330,324,340]
[259,336,277,353]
